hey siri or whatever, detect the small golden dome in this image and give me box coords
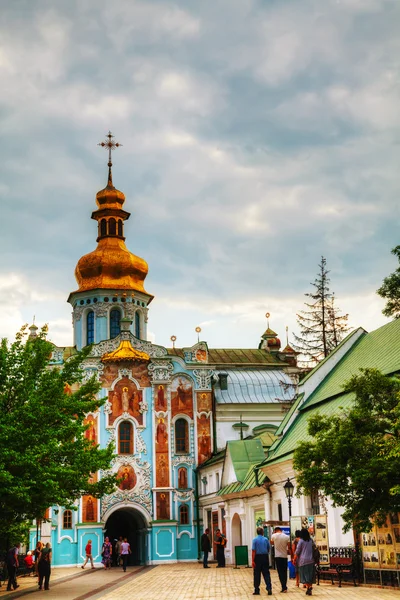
[102,339,150,362]
[95,174,126,210]
[74,237,149,293]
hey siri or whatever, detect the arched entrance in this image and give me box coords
[104,507,149,566]
[231,513,242,551]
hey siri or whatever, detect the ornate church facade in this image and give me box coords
[29,139,299,566]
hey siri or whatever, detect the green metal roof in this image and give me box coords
[302,319,400,410]
[262,393,355,467]
[228,439,266,482]
[274,393,304,436]
[299,328,364,386]
[219,464,261,496]
[168,347,288,366]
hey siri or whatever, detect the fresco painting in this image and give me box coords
[197,414,212,464]
[117,464,137,491]
[171,375,193,418]
[155,416,170,487]
[108,377,143,425]
[197,391,212,413]
[156,491,170,520]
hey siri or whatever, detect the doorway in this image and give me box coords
[104,507,148,565]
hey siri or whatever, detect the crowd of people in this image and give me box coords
[5,541,53,591]
[4,534,132,592]
[200,525,319,596]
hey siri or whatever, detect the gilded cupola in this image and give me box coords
[72,132,151,296]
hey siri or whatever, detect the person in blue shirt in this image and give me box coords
[252,527,272,596]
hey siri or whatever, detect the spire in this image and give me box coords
[98,131,122,189]
[259,312,281,351]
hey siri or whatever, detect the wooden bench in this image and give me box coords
[317,556,357,588]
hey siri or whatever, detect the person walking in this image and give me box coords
[101,537,112,569]
[252,527,272,596]
[34,541,43,578]
[38,542,52,591]
[201,528,211,568]
[292,530,302,587]
[271,527,291,593]
[295,529,315,596]
[6,543,20,591]
[214,529,227,568]
[115,536,123,567]
[120,538,131,572]
[81,539,95,569]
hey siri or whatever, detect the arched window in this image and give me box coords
[117,220,123,236]
[179,504,189,525]
[119,421,133,454]
[135,311,141,339]
[178,467,188,489]
[175,419,189,453]
[86,310,94,345]
[109,218,116,235]
[110,309,121,338]
[63,510,72,529]
[100,219,107,236]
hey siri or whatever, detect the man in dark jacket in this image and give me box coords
[201,528,211,568]
[6,543,21,591]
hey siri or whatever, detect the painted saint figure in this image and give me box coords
[156,418,168,450]
[86,497,94,521]
[158,454,168,486]
[159,493,169,519]
[178,467,188,489]
[112,390,120,415]
[157,385,166,409]
[122,387,130,413]
[117,465,136,491]
[177,379,186,410]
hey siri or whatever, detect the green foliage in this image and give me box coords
[0,325,116,547]
[293,257,350,365]
[293,369,400,533]
[377,246,400,319]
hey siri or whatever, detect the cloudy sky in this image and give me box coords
[0,0,399,349]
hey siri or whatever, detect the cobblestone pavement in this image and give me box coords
[1,564,399,600]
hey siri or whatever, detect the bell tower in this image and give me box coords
[68,132,153,350]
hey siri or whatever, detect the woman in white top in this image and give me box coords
[120,538,131,572]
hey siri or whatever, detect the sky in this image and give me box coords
[0,0,399,350]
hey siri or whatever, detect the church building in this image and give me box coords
[29,135,299,566]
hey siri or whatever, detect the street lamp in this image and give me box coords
[283,478,294,520]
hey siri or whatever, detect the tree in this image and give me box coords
[293,256,350,365]
[0,325,116,548]
[377,245,400,319]
[293,369,400,533]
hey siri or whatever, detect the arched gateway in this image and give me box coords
[103,505,150,566]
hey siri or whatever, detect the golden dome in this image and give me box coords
[74,237,149,293]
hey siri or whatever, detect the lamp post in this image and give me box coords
[283,478,294,521]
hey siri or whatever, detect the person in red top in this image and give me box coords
[81,540,95,569]
[24,552,35,576]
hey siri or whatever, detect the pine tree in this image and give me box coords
[293,257,350,365]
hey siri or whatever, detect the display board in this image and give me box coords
[290,514,330,566]
[361,512,400,571]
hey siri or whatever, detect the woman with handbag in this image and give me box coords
[101,537,112,569]
[295,529,315,596]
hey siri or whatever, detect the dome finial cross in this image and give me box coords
[98,131,122,185]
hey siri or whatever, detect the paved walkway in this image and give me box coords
[1,564,399,599]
